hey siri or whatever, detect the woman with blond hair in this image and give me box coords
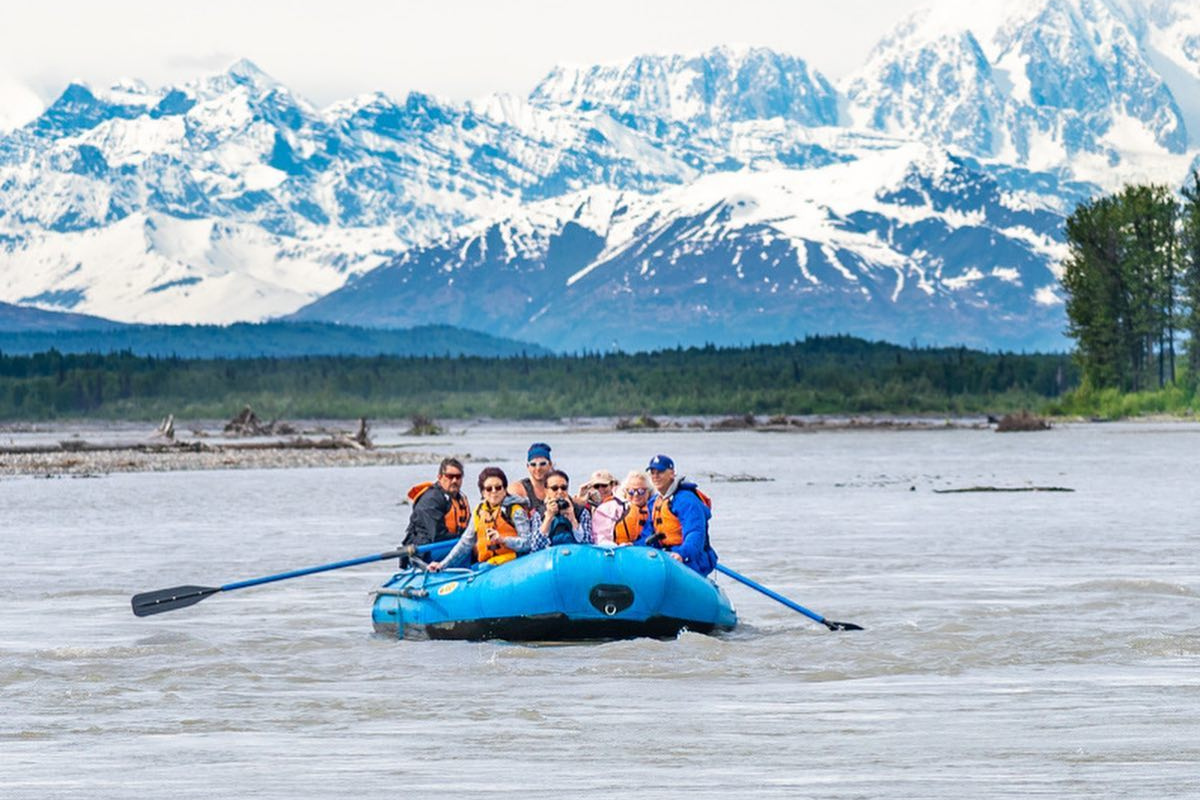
[612,470,653,545]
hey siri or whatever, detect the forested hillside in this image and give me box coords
[0,336,1076,420]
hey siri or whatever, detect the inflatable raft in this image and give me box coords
[371,544,737,641]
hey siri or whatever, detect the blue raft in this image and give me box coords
[372,544,738,641]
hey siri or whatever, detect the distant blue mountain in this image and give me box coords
[0,300,125,332]
[0,320,547,358]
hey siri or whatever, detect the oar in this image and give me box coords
[715,564,863,631]
[131,541,454,617]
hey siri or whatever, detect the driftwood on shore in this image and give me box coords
[404,414,443,436]
[993,411,1051,432]
[223,405,298,437]
[0,411,373,457]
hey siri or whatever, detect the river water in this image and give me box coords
[1,421,1197,798]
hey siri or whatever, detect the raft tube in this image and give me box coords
[372,544,737,641]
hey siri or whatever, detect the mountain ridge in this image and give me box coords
[1,0,1198,351]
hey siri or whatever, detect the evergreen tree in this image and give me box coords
[1063,195,1128,389]
[1180,172,1200,377]
[1061,184,1180,390]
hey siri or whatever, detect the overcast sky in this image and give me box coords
[0,0,933,110]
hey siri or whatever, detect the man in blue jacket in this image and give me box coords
[639,454,718,576]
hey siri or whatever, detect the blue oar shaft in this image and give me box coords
[714,563,826,625]
[219,540,455,592]
[221,552,398,591]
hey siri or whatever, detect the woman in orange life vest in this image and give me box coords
[429,467,538,571]
[637,454,719,575]
[402,457,471,551]
[612,470,653,546]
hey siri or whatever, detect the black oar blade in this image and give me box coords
[824,619,864,632]
[131,585,219,617]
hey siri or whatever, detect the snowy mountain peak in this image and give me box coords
[529,45,838,128]
[225,58,281,90]
[325,91,397,119]
[844,0,1194,170]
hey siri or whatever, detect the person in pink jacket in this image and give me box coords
[581,469,626,546]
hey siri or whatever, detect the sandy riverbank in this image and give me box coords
[0,413,1008,477]
[0,446,456,478]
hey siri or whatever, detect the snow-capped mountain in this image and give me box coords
[844,0,1199,181]
[2,0,1199,351]
[530,46,839,129]
[292,145,1086,352]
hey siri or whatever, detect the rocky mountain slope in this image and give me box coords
[1,0,1198,351]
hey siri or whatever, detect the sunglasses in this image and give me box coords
[628,488,648,496]
[546,483,568,491]
[528,460,550,468]
[482,483,505,492]
[442,472,463,480]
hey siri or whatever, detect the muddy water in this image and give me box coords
[1,421,1197,798]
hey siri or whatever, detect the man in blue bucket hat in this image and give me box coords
[510,442,554,517]
[641,454,718,575]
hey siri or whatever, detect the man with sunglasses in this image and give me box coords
[640,454,718,575]
[402,457,471,553]
[510,442,554,516]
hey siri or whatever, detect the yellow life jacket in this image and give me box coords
[613,502,648,545]
[651,486,712,548]
[407,481,470,536]
[473,501,522,566]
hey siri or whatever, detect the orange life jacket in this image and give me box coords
[407,481,470,536]
[473,501,522,566]
[613,502,649,545]
[651,486,712,548]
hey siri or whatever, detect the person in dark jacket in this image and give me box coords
[402,457,470,552]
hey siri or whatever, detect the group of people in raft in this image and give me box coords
[402,442,718,576]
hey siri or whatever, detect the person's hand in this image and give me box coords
[563,502,578,524]
[428,561,443,572]
[669,552,683,563]
[487,529,502,548]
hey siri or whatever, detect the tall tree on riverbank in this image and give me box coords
[1180,172,1200,378]
[1061,184,1180,391]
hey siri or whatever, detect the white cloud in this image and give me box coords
[0,0,931,107]
[0,75,44,130]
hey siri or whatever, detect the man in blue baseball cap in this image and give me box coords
[641,454,718,575]
[510,442,554,516]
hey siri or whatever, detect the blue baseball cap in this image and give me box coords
[647,454,674,471]
[527,442,552,462]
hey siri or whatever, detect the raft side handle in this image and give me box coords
[375,587,429,599]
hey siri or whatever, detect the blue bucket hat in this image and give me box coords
[647,454,675,472]
[527,442,552,462]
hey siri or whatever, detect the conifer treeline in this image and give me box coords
[1061,175,1200,390]
[0,336,1075,420]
